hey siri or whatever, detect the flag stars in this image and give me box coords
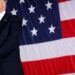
[38,15,46,24]
[20,0,25,4]
[10,8,17,15]
[48,25,56,34]
[28,5,35,13]
[45,1,52,10]
[22,18,28,26]
[31,28,38,36]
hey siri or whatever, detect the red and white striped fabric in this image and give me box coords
[20,0,75,75]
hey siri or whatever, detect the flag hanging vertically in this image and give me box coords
[7,0,75,75]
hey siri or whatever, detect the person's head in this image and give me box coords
[0,0,7,13]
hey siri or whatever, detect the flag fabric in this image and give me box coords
[7,0,75,75]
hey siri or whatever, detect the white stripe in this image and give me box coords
[60,73,75,75]
[59,0,75,21]
[20,37,75,61]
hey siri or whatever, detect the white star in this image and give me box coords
[10,8,17,15]
[22,18,28,26]
[48,25,56,33]
[20,0,25,4]
[28,5,35,13]
[38,15,46,24]
[31,28,38,36]
[45,1,52,10]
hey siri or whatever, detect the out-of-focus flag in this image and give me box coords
[7,0,75,75]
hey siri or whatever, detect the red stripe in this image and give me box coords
[61,19,75,38]
[58,0,70,2]
[22,56,75,75]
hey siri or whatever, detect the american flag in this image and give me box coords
[7,0,75,75]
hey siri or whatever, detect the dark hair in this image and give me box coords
[4,0,7,1]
